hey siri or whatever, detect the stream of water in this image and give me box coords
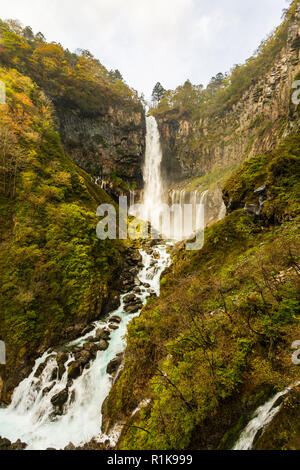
[0,246,171,449]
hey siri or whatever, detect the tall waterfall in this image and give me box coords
[135,116,165,232]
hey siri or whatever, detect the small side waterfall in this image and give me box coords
[233,382,300,450]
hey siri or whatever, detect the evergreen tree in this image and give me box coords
[151,82,166,104]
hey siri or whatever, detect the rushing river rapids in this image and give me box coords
[0,245,171,450]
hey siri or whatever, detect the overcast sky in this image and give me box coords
[1,0,289,98]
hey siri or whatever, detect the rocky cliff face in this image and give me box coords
[58,104,146,187]
[156,2,300,185]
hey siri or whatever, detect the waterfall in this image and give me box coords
[136,116,165,232]
[0,246,171,450]
[233,382,300,450]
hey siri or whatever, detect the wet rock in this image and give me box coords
[110,315,121,324]
[42,382,55,396]
[67,361,81,380]
[143,283,151,288]
[124,293,136,304]
[124,304,140,314]
[97,340,109,351]
[82,342,98,356]
[50,367,58,381]
[0,437,12,449]
[33,361,47,378]
[148,290,157,297]
[129,267,139,275]
[10,439,27,450]
[0,437,27,450]
[64,442,76,450]
[106,355,123,376]
[57,352,68,379]
[81,324,95,336]
[51,388,69,408]
[77,349,92,366]
[133,287,141,293]
[94,328,110,341]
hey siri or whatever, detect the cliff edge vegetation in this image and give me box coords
[0,66,128,401]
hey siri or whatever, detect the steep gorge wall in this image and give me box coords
[157,3,300,185]
[57,103,146,187]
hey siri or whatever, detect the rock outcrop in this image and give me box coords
[58,104,146,187]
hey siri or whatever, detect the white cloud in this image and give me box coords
[0,0,287,98]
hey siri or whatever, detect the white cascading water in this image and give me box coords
[233,381,300,450]
[0,246,170,449]
[134,116,165,231]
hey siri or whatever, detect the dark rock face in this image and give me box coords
[58,105,146,187]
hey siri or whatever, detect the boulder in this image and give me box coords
[124,304,140,314]
[67,361,81,380]
[109,324,119,330]
[77,349,92,366]
[124,293,136,304]
[97,340,109,351]
[94,328,110,341]
[110,315,121,324]
[106,355,123,375]
[0,437,12,450]
[51,388,69,407]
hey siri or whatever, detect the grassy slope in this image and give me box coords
[104,134,300,450]
[0,67,127,399]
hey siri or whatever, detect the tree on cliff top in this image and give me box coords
[151,82,166,105]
